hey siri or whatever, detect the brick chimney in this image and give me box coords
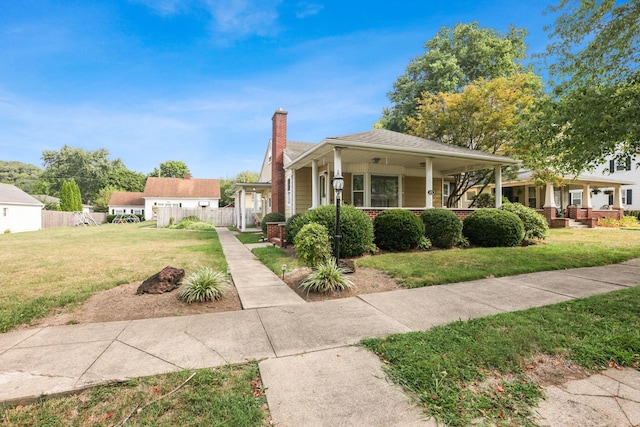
[271,107,287,215]
[183,173,191,180]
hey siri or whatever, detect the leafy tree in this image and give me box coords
[0,161,42,193]
[150,160,191,178]
[59,179,82,211]
[406,72,540,206]
[379,22,528,132]
[102,168,147,192]
[92,186,117,213]
[517,0,640,173]
[40,145,123,203]
[219,170,260,207]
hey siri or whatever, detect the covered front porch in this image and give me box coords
[496,172,634,228]
[284,130,518,220]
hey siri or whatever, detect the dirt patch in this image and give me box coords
[21,263,403,329]
[283,266,403,302]
[524,354,594,386]
[20,281,243,329]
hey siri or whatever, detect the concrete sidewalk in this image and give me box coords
[1,240,639,425]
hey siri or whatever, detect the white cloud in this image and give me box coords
[295,2,323,18]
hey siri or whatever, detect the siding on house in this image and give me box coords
[294,167,312,214]
[0,183,43,233]
[590,157,639,210]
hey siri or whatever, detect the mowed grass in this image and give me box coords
[357,228,640,287]
[0,364,266,426]
[362,285,640,426]
[0,222,226,332]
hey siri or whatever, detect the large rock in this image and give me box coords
[136,266,185,295]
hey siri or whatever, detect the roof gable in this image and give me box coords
[108,191,145,206]
[143,177,221,199]
[0,183,43,206]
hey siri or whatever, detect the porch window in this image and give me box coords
[352,174,364,207]
[371,175,398,207]
[443,182,454,207]
[569,191,582,206]
[623,189,633,205]
[528,186,537,208]
[319,174,327,204]
[286,177,291,206]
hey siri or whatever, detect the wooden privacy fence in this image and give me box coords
[42,211,107,229]
[155,207,256,228]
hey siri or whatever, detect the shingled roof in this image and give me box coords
[143,177,221,199]
[0,183,43,206]
[108,191,145,206]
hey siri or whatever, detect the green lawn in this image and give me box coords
[357,228,640,287]
[0,364,267,426]
[233,230,265,244]
[0,223,226,332]
[362,285,640,426]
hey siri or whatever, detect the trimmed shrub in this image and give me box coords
[305,204,374,258]
[463,208,525,247]
[178,268,230,303]
[299,259,355,294]
[294,223,331,267]
[373,209,425,251]
[285,213,307,243]
[501,202,549,240]
[420,209,463,249]
[472,193,509,208]
[261,212,285,235]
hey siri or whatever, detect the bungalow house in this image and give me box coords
[107,192,145,216]
[0,183,44,233]
[142,174,220,221]
[233,108,519,231]
[487,170,634,227]
[590,156,638,210]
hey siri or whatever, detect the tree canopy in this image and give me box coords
[379,22,528,132]
[40,146,124,203]
[150,160,191,178]
[0,161,42,193]
[516,0,640,173]
[407,72,540,206]
[103,168,147,192]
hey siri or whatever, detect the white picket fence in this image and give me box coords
[155,206,257,228]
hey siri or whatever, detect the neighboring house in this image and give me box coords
[107,192,145,215]
[0,183,44,233]
[233,108,519,231]
[142,174,221,221]
[589,157,639,210]
[488,170,634,227]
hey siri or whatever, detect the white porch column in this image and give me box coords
[613,185,623,209]
[425,157,433,209]
[582,184,592,208]
[235,191,240,228]
[240,188,246,231]
[543,182,556,208]
[494,165,503,208]
[311,160,318,208]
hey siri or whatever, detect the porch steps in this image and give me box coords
[568,219,590,228]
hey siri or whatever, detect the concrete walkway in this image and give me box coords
[1,234,639,425]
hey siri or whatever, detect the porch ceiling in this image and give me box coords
[288,140,517,174]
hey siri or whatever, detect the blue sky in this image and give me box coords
[0,0,554,179]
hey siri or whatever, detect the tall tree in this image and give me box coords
[379,22,528,132]
[40,146,123,203]
[59,180,82,211]
[150,161,191,178]
[517,0,640,173]
[407,73,540,206]
[102,168,147,192]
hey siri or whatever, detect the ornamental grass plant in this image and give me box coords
[299,259,355,295]
[179,268,230,303]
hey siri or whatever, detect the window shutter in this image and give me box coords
[609,194,614,205]
[626,158,632,171]
[627,189,633,205]
[610,160,615,172]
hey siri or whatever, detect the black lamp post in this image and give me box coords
[332,174,344,265]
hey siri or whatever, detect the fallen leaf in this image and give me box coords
[495,386,505,393]
[493,370,502,378]
[103,413,113,420]
[554,360,561,366]
[497,412,504,419]
[431,395,438,400]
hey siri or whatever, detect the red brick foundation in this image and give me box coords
[266,222,286,247]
